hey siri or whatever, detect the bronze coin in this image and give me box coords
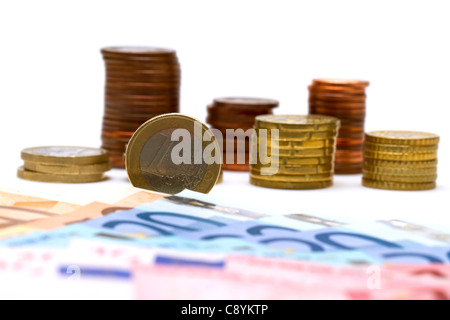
[105,92,180,101]
[101,46,176,56]
[103,112,157,123]
[311,79,370,88]
[105,66,181,76]
[102,53,178,62]
[335,150,364,163]
[308,86,366,96]
[309,94,366,103]
[336,137,365,147]
[308,99,366,108]
[336,144,364,151]
[103,58,180,67]
[334,163,363,175]
[221,163,249,172]
[101,130,135,139]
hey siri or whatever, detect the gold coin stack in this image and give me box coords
[250,115,340,189]
[362,131,439,191]
[18,146,111,183]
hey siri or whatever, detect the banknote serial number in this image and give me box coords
[181,304,268,317]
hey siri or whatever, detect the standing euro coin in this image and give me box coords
[126,114,221,194]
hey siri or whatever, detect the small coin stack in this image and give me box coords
[308,79,369,174]
[101,46,181,168]
[206,97,278,171]
[362,131,439,191]
[18,147,111,183]
[250,115,340,189]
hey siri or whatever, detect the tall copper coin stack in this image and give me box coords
[101,46,181,168]
[206,97,278,171]
[362,131,439,191]
[250,115,340,190]
[308,79,369,174]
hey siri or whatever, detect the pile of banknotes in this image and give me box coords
[0,189,449,299]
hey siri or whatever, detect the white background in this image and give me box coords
[0,0,449,228]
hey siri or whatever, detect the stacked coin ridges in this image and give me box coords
[362,131,439,191]
[206,97,278,171]
[18,146,111,183]
[308,79,369,174]
[101,46,181,168]
[250,115,340,189]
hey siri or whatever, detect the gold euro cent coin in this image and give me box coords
[255,137,337,149]
[362,171,437,183]
[261,129,339,141]
[23,161,111,175]
[125,113,221,194]
[21,146,109,166]
[250,176,333,190]
[17,166,106,183]
[255,114,340,132]
[252,155,334,167]
[362,164,437,176]
[250,163,334,176]
[365,131,440,146]
[250,172,333,182]
[363,150,438,161]
[364,142,438,154]
[265,146,335,157]
[362,178,436,191]
[363,158,438,169]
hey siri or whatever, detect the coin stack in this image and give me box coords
[18,147,111,183]
[101,46,181,168]
[308,79,369,174]
[206,97,278,171]
[362,131,439,191]
[250,115,340,189]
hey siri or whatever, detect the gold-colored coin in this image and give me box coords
[21,146,110,166]
[362,164,437,176]
[17,166,105,183]
[259,128,338,140]
[24,161,111,175]
[265,146,335,157]
[254,137,336,149]
[364,142,438,154]
[250,163,333,176]
[125,113,221,194]
[362,171,437,183]
[363,150,437,161]
[363,158,438,169]
[252,155,334,166]
[250,172,333,182]
[362,178,436,191]
[254,138,336,149]
[255,115,340,132]
[250,176,333,190]
[365,131,440,146]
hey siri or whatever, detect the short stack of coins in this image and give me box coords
[206,97,278,171]
[308,79,369,174]
[250,115,340,189]
[18,146,111,183]
[362,131,439,191]
[101,46,181,168]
